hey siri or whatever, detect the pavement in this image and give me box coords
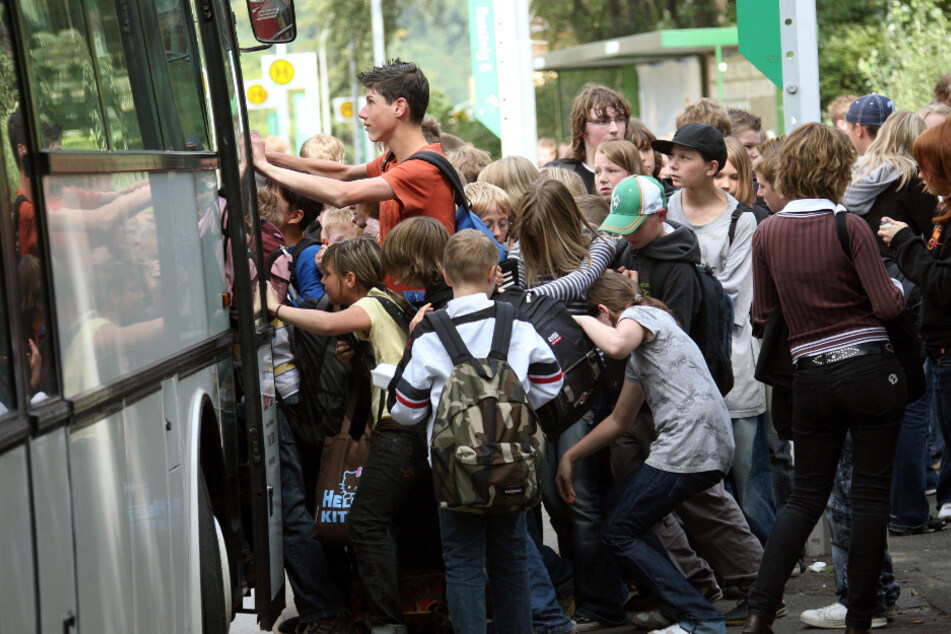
[231,521,951,633]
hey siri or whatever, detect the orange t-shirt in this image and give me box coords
[365,143,456,241]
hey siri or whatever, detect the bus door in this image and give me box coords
[193,0,286,626]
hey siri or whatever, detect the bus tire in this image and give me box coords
[199,472,229,634]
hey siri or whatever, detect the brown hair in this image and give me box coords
[357,59,429,124]
[257,188,284,227]
[323,236,411,313]
[775,123,855,203]
[913,117,951,225]
[448,146,492,185]
[574,194,610,227]
[381,216,449,287]
[752,135,785,184]
[628,119,663,178]
[477,155,539,205]
[514,179,601,287]
[723,136,756,206]
[569,83,632,162]
[421,115,442,144]
[728,107,762,137]
[588,270,674,322]
[675,98,732,137]
[933,73,951,107]
[442,229,499,286]
[827,94,857,126]
[594,139,644,176]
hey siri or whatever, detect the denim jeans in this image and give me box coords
[889,367,933,532]
[748,353,905,630]
[438,508,532,634]
[602,464,726,634]
[930,355,951,510]
[727,414,777,545]
[278,400,345,621]
[825,433,900,615]
[349,427,430,629]
[526,512,574,634]
[540,413,628,625]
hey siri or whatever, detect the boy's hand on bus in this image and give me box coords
[335,339,355,367]
[409,303,433,333]
[555,454,576,504]
[26,339,41,390]
[249,131,266,169]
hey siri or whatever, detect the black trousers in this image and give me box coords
[748,352,906,630]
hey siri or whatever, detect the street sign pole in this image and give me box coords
[494,0,537,159]
[779,0,820,129]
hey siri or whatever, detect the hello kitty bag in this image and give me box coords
[313,382,372,545]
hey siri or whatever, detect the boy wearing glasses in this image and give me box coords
[545,83,632,194]
[464,181,513,245]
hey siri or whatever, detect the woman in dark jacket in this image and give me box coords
[744,123,907,634]
[880,115,951,528]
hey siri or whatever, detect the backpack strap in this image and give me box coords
[728,202,753,245]
[427,310,489,379]
[372,293,412,331]
[488,301,515,362]
[403,151,471,212]
[381,149,396,172]
[12,194,25,259]
[834,209,852,260]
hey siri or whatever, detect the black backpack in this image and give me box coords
[495,289,604,439]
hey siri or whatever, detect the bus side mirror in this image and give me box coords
[247,0,297,44]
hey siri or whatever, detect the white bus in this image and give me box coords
[0,0,296,630]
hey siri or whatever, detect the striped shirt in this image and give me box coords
[508,235,616,315]
[751,199,904,362]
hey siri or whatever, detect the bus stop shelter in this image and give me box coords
[533,27,780,139]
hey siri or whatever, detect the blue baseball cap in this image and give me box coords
[845,94,895,127]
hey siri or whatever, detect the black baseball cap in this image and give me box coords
[651,123,728,171]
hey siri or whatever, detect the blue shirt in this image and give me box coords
[293,243,325,305]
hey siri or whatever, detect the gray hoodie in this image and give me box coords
[842,164,900,215]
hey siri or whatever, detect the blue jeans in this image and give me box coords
[889,367,933,532]
[825,433,900,615]
[602,464,726,634]
[438,508,532,634]
[525,511,574,634]
[727,414,777,545]
[278,400,345,621]
[540,413,627,625]
[930,355,951,510]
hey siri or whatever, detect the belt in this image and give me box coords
[796,341,893,369]
[375,417,420,433]
[927,347,949,359]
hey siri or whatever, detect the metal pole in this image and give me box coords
[494,0,537,159]
[349,38,363,164]
[371,0,385,66]
[779,0,820,129]
[715,44,724,104]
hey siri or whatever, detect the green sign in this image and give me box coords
[737,0,782,88]
[468,0,501,138]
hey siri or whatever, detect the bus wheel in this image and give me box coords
[199,472,230,633]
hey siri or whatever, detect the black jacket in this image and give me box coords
[891,221,951,352]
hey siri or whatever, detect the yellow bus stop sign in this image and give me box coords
[269,59,295,85]
[340,101,353,119]
[247,84,268,105]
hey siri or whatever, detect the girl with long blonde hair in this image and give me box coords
[715,136,756,206]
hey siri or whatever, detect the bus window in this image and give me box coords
[143,0,211,151]
[4,109,56,404]
[21,0,143,149]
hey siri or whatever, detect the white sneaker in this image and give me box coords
[939,502,951,520]
[799,602,887,629]
[630,609,671,630]
[647,626,689,634]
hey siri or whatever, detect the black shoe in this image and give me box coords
[278,616,300,633]
[888,515,947,536]
[724,598,787,626]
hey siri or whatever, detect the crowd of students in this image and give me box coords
[244,59,951,634]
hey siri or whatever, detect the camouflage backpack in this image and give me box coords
[426,302,545,514]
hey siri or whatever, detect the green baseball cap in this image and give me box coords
[599,175,667,235]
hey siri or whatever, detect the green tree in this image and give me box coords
[858,0,951,110]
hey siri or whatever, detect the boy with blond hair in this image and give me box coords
[463,181,513,245]
[299,133,346,163]
[389,229,563,633]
